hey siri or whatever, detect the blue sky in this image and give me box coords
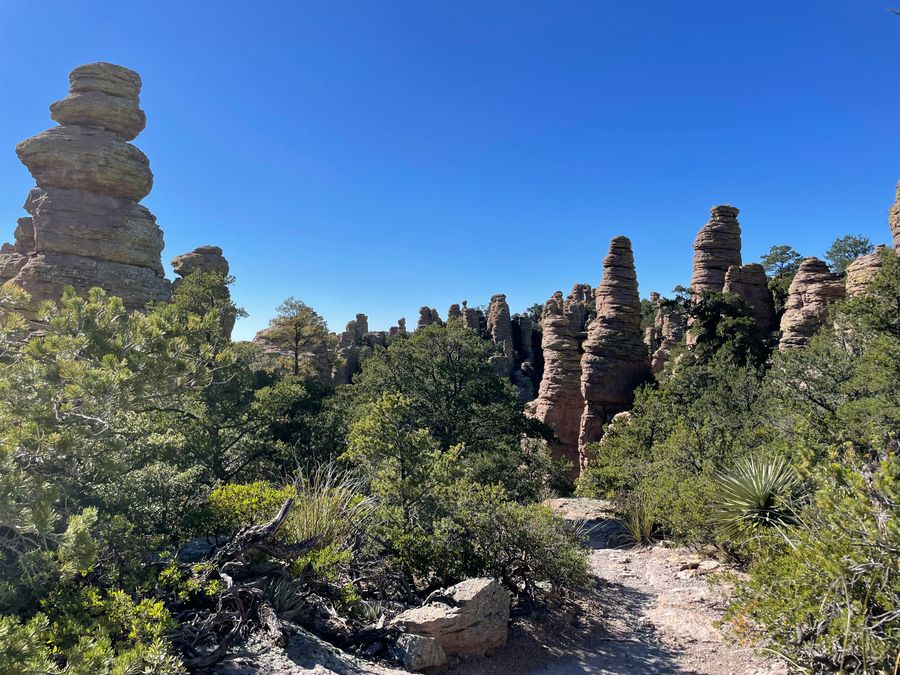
[1,1,898,340]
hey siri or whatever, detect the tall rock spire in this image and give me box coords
[890,180,900,253]
[690,205,742,293]
[578,237,650,467]
[0,63,170,313]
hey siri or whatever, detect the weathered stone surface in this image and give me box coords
[778,257,846,350]
[25,187,163,273]
[331,313,370,385]
[395,634,446,671]
[528,284,591,469]
[891,180,900,252]
[17,125,153,201]
[846,246,889,297]
[68,62,141,102]
[447,303,462,321]
[460,301,484,332]
[393,578,509,658]
[51,90,146,141]
[486,293,514,377]
[1,63,169,315]
[691,205,742,293]
[511,314,537,402]
[388,317,407,337]
[172,245,229,278]
[645,294,687,375]
[6,252,170,313]
[723,262,777,336]
[579,237,651,465]
[416,307,442,329]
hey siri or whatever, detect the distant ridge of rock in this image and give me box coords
[0,62,169,313]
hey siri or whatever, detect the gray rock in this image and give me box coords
[395,634,446,671]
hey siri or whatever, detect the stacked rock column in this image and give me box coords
[0,63,170,313]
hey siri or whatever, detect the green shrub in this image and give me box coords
[207,481,297,532]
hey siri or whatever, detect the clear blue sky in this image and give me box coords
[1,1,898,340]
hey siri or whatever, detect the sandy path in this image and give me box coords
[449,498,785,675]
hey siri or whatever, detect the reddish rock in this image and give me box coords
[723,263,777,336]
[778,257,846,350]
[691,205,742,293]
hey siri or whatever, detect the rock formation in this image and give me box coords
[690,205,742,293]
[485,294,514,377]
[723,263,777,336]
[417,307,443,329]
[171,245,235,336]
[393,578,509,659]
[528,285,591,468]
[579,237,651,465]
[645,293,687,375]
[460,301,485,332]
[511,314,539,401]
[0,63,169,313]
[778,257,846,350]
[891,180,900,252]
[447,303,462,321]
[388,317,407,337]
[332,314,370,385]
[846,245,889,297]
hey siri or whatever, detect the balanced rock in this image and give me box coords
[579,237,651,465]
[0,63,169,314]
[691,205,742,293]
[778,257,846,350]
[723,263,777,336]
[528,284,591,469]
[172,245,230,278]
[393,578,509,658]
[486,293,514,377]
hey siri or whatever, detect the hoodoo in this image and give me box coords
[778,257,845,350]
[0,63,169,313]
[578,237,650,467]
[690,205,742,293]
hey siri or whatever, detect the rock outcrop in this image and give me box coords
[723,263,777,337]
[460,301,485,332]
[0,63,169,313]
[416,307,443,329]
[331,314,370,385]
[528,285,591,468]
[486,294,514,377]
[645,293,687,375]
[447,303,462,321]
[171,245,235,336]
[778,257,846,350]
[579,237,651,465]
[891,180,900,252]
[690,205,742,293]
[511,314,538,401]
[846,245,889,297]
[393,578,509,658]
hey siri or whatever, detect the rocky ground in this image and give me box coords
[449,498,786,675]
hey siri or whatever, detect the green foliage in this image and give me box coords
[825,234,875,275]
[263,297,333,376]
[712,456,799,543]
[760,244,802,315]
[207,481,297,532]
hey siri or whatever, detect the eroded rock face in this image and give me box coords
[172,245,229,278]
[723,263,777,337]
[486,293,514,377]
[778,257,846,350]
[417,307,443,329]
[0,63,169,313]
[579,237,650,466]
[393,578,509,658]
[460,301,485,332]
[332,313,371,385]
[528,285,591,469]
[891,180,900,252]
[691,205,742,293]
[846,246,888,297]
[645,294,687,375]
[447,303,462,321]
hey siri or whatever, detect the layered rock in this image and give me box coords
[485,294,514,377]
[447,303,462,321]
[778,257,846,350]
[579,237,650,465]
[528,284,591,468]
[460,301,485,332]
[393,578,509,658]
[645,293,687,375]
[891,180,900,252]
[416,307,443,329]
[846,245,889,297]
[691,205,742,293]
[0,63,169,313]
[331,314,370,385]
[388,317,407,337]
[171,245,235,336]
[723,263,777,336]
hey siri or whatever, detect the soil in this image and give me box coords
[448,498,787,675]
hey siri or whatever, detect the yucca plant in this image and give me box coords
[713,456,800,544]
[614,494,660,547]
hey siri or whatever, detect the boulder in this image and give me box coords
[579,237,651,466]
[172,245,230,278]
[691,205,742,293]
[394,634,446,671]
[778,257,846,350]
[394,578,510,658]
[50,90,146,140]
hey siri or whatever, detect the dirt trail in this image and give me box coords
[450,498,786,675]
